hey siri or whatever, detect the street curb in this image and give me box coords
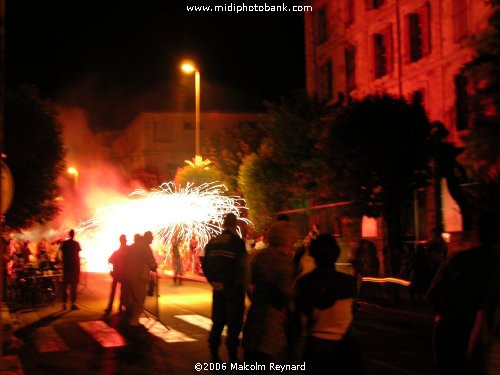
[356,301,434,322]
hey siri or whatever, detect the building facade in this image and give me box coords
[305,0,491,143]
[98,111,264,180]
[304,0,493,247]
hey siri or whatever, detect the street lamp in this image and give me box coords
[181,61,201,157]
[67,166,79,189]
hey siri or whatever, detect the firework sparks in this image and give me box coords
[77,182,249,272]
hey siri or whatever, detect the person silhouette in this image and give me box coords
[104,234,128,315]
[59,229,82,310]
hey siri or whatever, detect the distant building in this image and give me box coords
[98,111,264,180]
[304,0,493,247]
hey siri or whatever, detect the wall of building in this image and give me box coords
[100,111,264,179]
[305,0,491,142]
[304,0,492,245]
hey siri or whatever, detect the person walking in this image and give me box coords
[202,213,247,363]
[295,234,364,374]
[243,221,299,365]
[59,229,82,310]
[427,212,497,374]
[104,234,128,315]
[172,232,184,285]
[121,231,157,331]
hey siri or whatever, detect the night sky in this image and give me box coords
[5,0,306,130]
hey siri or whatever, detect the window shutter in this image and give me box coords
[421,2,431,56]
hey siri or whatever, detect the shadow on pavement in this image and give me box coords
[14,310,70,339]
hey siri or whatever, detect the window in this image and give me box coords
[345,46,356,92]
[366,0,384,11]
[314,7,328,45]
[455,74,469,130]
[373,25,393,78]
[452,0,469,42]
[345,0,355,26]
[318,60,333,102]
[409,14,423,61]
[405,3,431,63]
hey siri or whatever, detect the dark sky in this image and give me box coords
[5,0,306,130]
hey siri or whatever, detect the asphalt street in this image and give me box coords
[1,272,438,374]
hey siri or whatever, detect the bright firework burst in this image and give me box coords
[77,182,249,272]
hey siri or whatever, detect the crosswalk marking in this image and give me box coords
[174,314,240,337]
[174,314,216,332]
[78,321,127,348]
[139,317,196,343]
[34,326,69,353]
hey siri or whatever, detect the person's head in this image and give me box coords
[223,213,238,230]
[309,234,340,268]
[134,233,141,243]
[119,234,127,246]
[143,231,153,245]
[266,221,299,254]
[68,229,75,239]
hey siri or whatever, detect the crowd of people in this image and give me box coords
[202,213,364,373]
[202,211,499,374]
[2,234,76,305]
[2,210,496,373]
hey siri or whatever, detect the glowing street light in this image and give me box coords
[180,61,201,157]
[67,166,79,188]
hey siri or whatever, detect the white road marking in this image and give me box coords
[139,317,196,343]
[78,320,127,348]
[174,314,241,337]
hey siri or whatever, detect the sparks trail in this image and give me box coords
[77,182,249,272]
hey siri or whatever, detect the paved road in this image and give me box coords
[2,272,438,374]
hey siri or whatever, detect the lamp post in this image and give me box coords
[67,166,79,189]
[181,61,201,157]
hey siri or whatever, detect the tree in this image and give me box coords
[205,119,265,194]
[319,94,432,264]
[459,0,500,178]
[4,85,66,230]
[174,156,221,187]
[238,148,288,233]
[263,91,325,206]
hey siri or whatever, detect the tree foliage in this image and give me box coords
[174,159,222,188]
[205,119,265,194]
[237,151,288,233]
[318,94,432,255]
[263,92,324,197]
[318,94,431,215]
[460,0,500,177]
[4,85,66,230]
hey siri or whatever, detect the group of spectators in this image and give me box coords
[202,214,362,373]
[104,231,157,336]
